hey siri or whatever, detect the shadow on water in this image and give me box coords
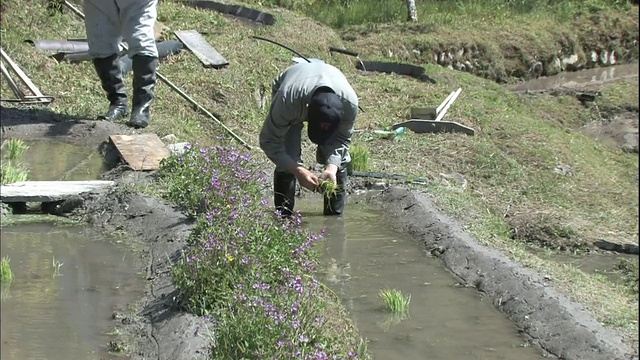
[0,223,146,360]
[2,139,110,181]
[296,199,545,359]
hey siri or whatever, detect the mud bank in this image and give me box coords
[341,13,639,83]
[365,187,637,360]
[79,189,212,360]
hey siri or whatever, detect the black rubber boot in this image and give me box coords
[274,171,297,218]
[324,165,348,216]
[128,55,158,129]
[92,54,127,122]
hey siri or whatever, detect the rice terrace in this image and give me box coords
[0,0,638,359]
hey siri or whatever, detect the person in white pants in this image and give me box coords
[83,0,159,129]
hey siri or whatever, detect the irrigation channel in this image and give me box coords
[298,199,546,359]
[2,138,549,359]
[0,139,146,360]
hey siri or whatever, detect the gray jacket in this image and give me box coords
[259,61,359,171]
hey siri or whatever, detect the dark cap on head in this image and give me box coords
[307,90,344,145]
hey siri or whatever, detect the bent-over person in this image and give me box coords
[259,61,359,217]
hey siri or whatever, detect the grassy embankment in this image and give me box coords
[1,0,638,354]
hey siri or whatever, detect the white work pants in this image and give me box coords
[83,0,158,58]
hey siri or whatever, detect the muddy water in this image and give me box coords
[508,63,639,92]
[297,200,544,359]
[0,223,145,360]
[529,247,638,285]
[14,139,108,181]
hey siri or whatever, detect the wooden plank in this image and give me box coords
[434,88,462,122]
[0,47,46,99]
[410,107,437,120]
[392,119,475,136]
[0,180,115,203]
[0,60,25,99]
[174,30,229,69]
[109,134,172,171]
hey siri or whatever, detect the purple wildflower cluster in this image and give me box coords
[227,267,361,359]
[164,144,364,359]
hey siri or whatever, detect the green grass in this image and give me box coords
[52,256,63,277]
[3,138,29,161]
[616,258,639,296]
[379,288,411,314]
[349,143,371,172]
[254,0,633,29]
[1,138,30,185]
[1,161,29,185]
[1,257,15,283]
[0,0,637,350]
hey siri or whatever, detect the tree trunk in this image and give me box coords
[405,0,418,22]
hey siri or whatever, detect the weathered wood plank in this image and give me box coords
[174,30,229,68]
[0,180,115,203]
[392,119,475,136]
[109,134,172,171]
[410,107,437,120]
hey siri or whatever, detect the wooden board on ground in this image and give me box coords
[174,30,229,68]
[109,134,172,171]
[410,107,437,120]
[392,119,476,136]
[0,180,115,203]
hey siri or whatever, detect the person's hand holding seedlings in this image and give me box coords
[319,163,338,184]
[292,165,319,191]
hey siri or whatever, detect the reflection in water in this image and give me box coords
[0,223,145,360]
[508,63,639,92]
[298,199,545,360]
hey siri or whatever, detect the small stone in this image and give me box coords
[0,203,10,217]
[161,134,178,143]
[589,50,599,64]
[371,182,387,190]
[609,50,616,65]
[464,60,474,71]
[545,57,562,76]
[529,61,543,77]
[561,54,579,71]
[554,164,574,176]
[456,48,464,58]
[166,142,190,156]
[599,50,609,65]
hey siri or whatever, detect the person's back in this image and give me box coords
[273,62,358,114]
